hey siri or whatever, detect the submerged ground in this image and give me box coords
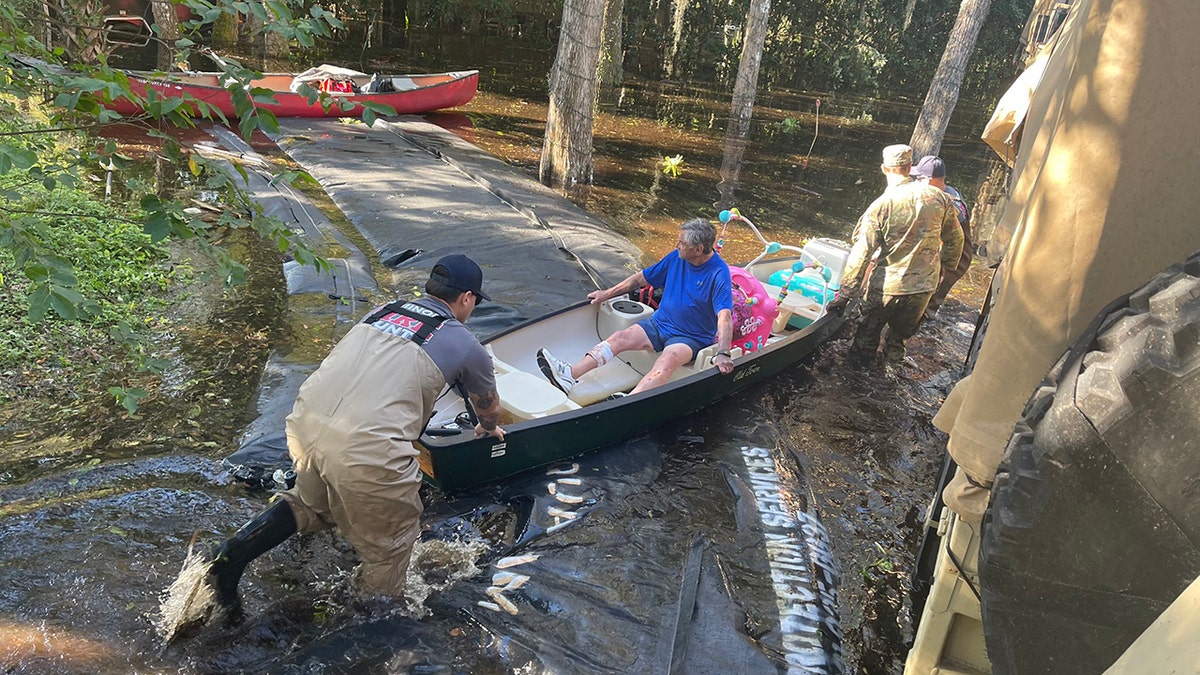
[0,47,997,672]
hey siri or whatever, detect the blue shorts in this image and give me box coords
[637,318,708,362]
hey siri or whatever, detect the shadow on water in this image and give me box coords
[0,370,829,672]
[0,312,970,673]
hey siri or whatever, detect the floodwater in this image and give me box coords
[0,32,993,674]
[350,33,998,265]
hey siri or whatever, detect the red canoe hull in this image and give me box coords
[107,69,479,118]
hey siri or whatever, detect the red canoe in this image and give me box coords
[107,68,479,118]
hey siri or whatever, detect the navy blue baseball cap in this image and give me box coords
[431,254,491,301]
[912,155,947,179]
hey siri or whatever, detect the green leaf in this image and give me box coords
[265,0,289,19]
[360,101,397,116]
[142,358,171,374]
[24,262,49,282]
[54,90,83,112]
[109,386,148,414]
[256,107,280,135]
[49,266,77,287]
[48,290,79,321]
[27,285,50,322]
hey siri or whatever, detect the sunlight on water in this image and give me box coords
[154,545,215,641]
[0,619,113,668]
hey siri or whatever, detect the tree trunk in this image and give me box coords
[149,0,179,44]
[718,0,769,208]
[264,26,289,61]
[597,0,624,88]
[539,0,605,187]
[909,0,994,157]
[716,123,749,211]
[53,0,106,63]
[211,12,238,49]
[240,9,264,56]
[149,0,180,70]
[664,0,689,78]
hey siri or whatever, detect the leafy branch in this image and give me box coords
[0,0,352,411]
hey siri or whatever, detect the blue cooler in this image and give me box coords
[768,269,837,304]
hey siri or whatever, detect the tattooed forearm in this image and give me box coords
[474,388,501,430]
[477,391,496,410]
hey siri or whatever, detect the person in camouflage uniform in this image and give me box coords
[911,155,972,320]
[827,144,963,365]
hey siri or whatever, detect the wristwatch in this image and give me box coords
[716,350,731,359]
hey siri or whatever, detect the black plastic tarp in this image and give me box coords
[215,117,641,487]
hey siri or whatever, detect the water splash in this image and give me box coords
[154,544,215,642]
[402,538,489,618]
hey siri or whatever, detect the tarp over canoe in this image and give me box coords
[936,0,1200,507]
[288,64,368,91]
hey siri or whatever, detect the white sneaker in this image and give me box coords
[537,348,576,395]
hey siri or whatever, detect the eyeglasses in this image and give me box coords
[468,290,483,305]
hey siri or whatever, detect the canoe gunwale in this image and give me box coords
[418,291,843,492]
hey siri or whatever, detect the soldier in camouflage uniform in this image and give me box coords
[911,155,973,320]
[828,144,963,365]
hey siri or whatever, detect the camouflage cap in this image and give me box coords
[882,144,913,168]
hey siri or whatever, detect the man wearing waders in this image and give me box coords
[203,254,505,623]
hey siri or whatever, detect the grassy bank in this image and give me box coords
[0,96,179,409]
[0,97,285,482]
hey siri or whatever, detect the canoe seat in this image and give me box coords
[569,343,748,406]
[762,284,823,333]
[689,344,745,374]
[495,369,581,421]
[489,353,581,421]
[620,344,745,379]
[567,358,645,406]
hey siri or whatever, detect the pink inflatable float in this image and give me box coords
[729,265,778,352]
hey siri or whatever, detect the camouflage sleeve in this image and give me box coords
[939,196,964,272]
[839,207,881,299]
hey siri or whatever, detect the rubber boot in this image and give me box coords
[207,499,297,624]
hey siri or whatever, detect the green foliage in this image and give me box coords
[608,0,1031,102]
[0,0,351,410]
[412,0,524,32]
[777,117,801,135]
[108,386,148,415]
[0,100,179,382]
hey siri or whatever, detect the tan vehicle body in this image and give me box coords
[906,0,1200,672]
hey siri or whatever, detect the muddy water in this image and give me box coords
[0,35,993,674]
[0,256,980,674]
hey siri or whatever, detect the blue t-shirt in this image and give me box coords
[642,250,734,346]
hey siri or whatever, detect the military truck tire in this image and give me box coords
[979,251,1200,675]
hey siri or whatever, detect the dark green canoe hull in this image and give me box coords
[417,305,844,493]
